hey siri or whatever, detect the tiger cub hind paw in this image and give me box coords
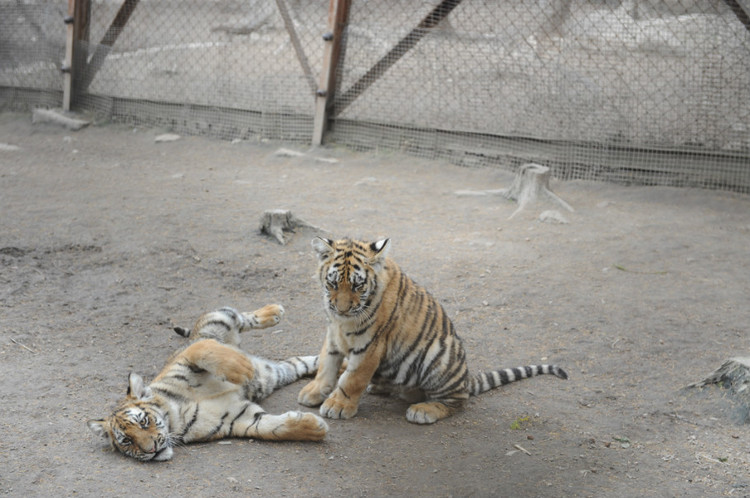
[405,402,454,425]
[297,380,331,407]
[244,304,284,329]
[284,411,329,441]
[222,354,256,385]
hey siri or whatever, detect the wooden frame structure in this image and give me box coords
[62,0,89,110]
[62,0,463,144]
[311,0,351,145]
[63,0,139,111]
[311,0,461,144]
[62,0,749,143]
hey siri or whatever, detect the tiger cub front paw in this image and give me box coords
[244,304,285,329]
[297,380,331,407]
[319,391,358,420]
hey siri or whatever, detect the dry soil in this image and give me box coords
[1,112,749,497]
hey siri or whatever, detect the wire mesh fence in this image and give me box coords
[1,0,749,192]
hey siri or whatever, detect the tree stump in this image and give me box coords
[259,209,327,245]
[687,357,750,422]
[501,163,574,219]
[454,163,574,219]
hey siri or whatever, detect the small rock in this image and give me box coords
[274,148,304,157]
[155,133,181,143]
[0,143,20,151]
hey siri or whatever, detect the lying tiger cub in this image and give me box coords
[87,304,328,461]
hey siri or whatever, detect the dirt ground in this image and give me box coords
[1,111,749,497]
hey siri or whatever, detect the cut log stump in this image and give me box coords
[501,163,574,219]
[687,357,750,422]
[455,163,573,219]
[259,209,327,245]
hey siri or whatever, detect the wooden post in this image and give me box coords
[312,0,351,146]
[333,0,462,116]
[276,0,317,94]
[723,0,750,32]
[62,0,90,110]
[80,0,140,92]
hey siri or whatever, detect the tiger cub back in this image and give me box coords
[298,237,567,424]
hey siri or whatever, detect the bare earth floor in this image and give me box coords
[1,112,749,497]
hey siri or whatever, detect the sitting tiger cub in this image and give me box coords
[87,304,328,461]
[298,238,568,425]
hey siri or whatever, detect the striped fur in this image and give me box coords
[298,238,568,425]
[87,305,326,461]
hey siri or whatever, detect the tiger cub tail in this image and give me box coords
[173,304,285,345]
[248,355,320,402]
[467,364,568,396]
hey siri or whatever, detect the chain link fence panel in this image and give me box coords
[330,0,750,190]
[1,0,749,192]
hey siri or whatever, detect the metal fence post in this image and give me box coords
[312,0,350,146]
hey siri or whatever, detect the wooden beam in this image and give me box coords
[312,0,351,146]
[79,0,140,92]
[723,0,750,32]
[275,0,317,94]
[62,0,90,110]
[333,0,462,116]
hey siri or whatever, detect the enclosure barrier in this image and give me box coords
[1,0,749,192]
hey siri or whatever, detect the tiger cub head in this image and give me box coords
[312,237,390,318]
[87,373,173,462]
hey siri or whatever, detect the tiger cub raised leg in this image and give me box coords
[173,304,284,346]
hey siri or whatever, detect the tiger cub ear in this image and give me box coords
[87,419,111,440]
[312,237,334,260]
[368,239,391,268]
[126,373,153,400]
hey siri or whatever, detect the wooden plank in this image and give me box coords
[79,0,140,92]
[332,0,462,117]
[275,0,317,94]
[62,0,90,110]
[312,0,351,145]
[62,0,75,110]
